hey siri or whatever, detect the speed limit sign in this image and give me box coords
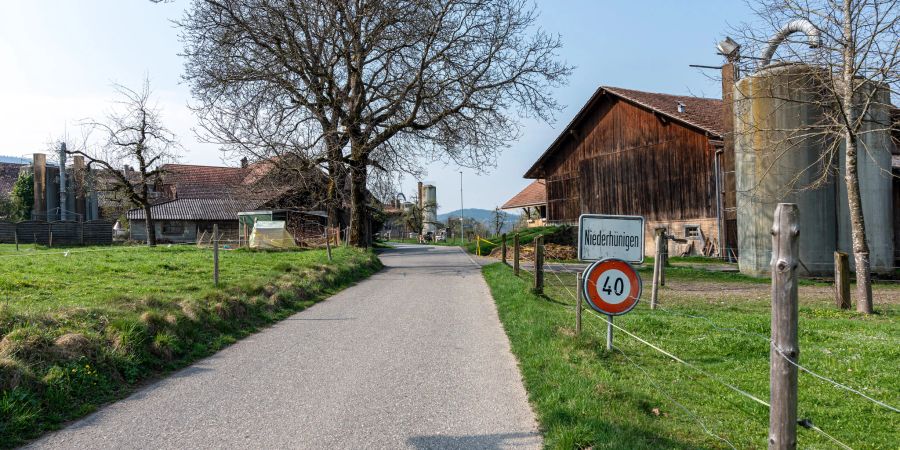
[582,258,642,316]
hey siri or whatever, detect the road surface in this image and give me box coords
[30,244,541,449]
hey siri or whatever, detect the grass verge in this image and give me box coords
[482,262,898,449]
[0,245,381,448]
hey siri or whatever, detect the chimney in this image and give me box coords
[241,157,249,168]
[719,37,741,259]
[417,181,424,209]
[33,153,46,219]
[676,102,686,113]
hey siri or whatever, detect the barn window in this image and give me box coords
[684,225,702,239]
[162,221,184,235]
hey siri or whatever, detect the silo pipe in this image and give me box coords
[759,19,821,68]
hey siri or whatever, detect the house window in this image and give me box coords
[684,225,702,239]
[162,221,184,235]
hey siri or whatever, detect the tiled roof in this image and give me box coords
[0,163,25,197]
[502,180,546,209]
[158,164,256,199]
[524,86,724,178]
[126,198,265,221]
[602,86,725,137]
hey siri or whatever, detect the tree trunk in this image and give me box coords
[143,203,157,247]
[348,159,368,248]
[325,140,344,231]
[845,133,873,313]
[841,0,872,314]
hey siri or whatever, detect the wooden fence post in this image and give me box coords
[533,235,544,294]
[14,230,18,251]
[513,233,520,276]
[834,251,850,310]
[501,233,507,265]
[660,227,667,286]
[325,227,333,262]
[213,224,220,287]
[769,203,799,450]
[576,271,583,336]
[651,229,664,310]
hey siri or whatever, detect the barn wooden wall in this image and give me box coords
[542,98,718,223]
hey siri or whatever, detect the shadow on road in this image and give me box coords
[407,431,541,450]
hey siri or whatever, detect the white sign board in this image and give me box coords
[577,214,645,263]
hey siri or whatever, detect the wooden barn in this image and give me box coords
[522,86,732,258]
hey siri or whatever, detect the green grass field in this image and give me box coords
[483,263,899,449]
[0,244,381,447]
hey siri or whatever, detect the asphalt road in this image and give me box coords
[30,244,541,449]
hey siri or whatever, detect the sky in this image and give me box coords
[0,0,754,214]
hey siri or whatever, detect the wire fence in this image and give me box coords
[501,234,897,449]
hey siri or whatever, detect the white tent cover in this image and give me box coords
[249,220,297,249]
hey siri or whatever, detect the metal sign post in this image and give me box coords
[606,315,613,351]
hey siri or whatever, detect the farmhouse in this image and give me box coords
[520,86,728,258]
[126,160,345,244]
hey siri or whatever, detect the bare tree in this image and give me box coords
[69,79,180,246]
[732,0,899,313]
[492,207,507,236]
[179,0,571,247]
[403,197,425,236]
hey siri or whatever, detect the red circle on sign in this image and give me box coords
[582,259,642,316]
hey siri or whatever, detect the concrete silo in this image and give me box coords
[422,184,439,235]
[733,23,894,276]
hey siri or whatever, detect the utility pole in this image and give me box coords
[459,171,465,243]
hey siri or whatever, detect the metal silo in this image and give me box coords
[734,63,837,276]
[733,19,895,276]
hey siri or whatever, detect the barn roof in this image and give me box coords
[501,179,546,209]
[524,86,724,179]
[126,198,265,221]
[602,87,725,137]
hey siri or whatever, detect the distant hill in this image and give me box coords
[438,208,518,222]
[438,208,520,233]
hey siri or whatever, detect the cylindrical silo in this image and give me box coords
[422,184,438,234]
[835,80,894,273]
[734,63,837,276]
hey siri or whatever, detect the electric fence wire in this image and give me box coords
[531,257,892,438]
[540,271,771,410]
[612,343,739,450]
[573,270,881,447]
[799,419,854,450]
[579,293,860,449]
[651,284,900,414]
[580,307,770,447]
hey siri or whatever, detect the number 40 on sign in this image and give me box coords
[582,258,642,316]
